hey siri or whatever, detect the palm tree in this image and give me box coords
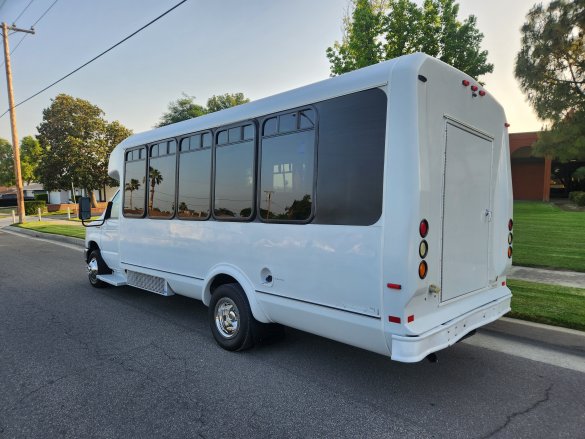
[178,201,189,214]
[124,178,140,209]
[149,167,163,211]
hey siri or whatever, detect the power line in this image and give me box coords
[31,0,58,27]
[0,0,188,119]
[13,0,35,24]
[0,0,59,65]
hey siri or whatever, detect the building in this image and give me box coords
[509,132,551,201]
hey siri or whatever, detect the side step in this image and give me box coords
[97,271,127,286]
[126,270,175,296]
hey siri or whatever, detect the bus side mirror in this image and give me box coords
[78,197,91,220]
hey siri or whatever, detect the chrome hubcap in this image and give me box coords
[214,297,240,339]
[88,257,98,283]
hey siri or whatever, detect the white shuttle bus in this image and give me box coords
[80,53,514,363]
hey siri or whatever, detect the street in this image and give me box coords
[1,230,584,438]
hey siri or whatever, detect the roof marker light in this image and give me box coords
[462,79,470,87]
[471,85,479,92]
[387,283,402,290]
[479,90,486,96]
[502,281,506,286]
[505,122,510,128]
[389,316,401,324]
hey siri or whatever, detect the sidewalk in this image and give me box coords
[508,265,585,289]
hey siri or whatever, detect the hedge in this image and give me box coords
[24,200,47,215]
[34,193,49,202]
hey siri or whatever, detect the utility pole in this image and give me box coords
[2,23,34,224]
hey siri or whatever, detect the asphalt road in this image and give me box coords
[1,230,584,439]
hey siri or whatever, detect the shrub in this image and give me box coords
[574,192,585,207]
[34,193,48,202]
[24,200,47,215]
[569,191,585,203]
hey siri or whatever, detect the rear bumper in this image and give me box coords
[390,294,511,362]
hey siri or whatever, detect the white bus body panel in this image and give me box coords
[87,53,512,362]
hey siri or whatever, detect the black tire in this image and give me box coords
[209,283,257,351]
[87,249,110,288]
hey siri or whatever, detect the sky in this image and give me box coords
[0,0,543,142]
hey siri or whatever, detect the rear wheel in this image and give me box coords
[209,283,257,351]
[87,249,109,288]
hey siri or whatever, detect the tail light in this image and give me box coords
[419,219,429,238]
[507,218,513,258]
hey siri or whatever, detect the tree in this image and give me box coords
[0,138,13,186]
[20,136,42,185]
[157,92,251,127]
[36,94,132,207]
[156,93,207,127]
[515,0,585,162]
[206,93,250,113]
[148,166,163,211]
[326,0,494,80]
[125,178,141,210]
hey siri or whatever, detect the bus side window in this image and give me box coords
[259,128,315,222]
[178,133,212,220]
[123,147,147,217]
[214,124,256,220]
[148,140,177,218]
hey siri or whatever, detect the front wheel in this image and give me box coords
[87,249,109,288]
[209,283,257,351]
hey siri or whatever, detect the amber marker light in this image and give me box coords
[418,261,428,279]
[508,247,513,258]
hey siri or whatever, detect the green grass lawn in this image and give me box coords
[513,202,585,272]
[508,279,585,331]
[12,221,86,239]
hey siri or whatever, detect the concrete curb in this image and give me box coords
[483,317,585,354]
[2,224,84,247]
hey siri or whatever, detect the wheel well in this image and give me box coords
[86,241,99,263]
[209,274,238,294]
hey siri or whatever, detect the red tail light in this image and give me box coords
[471,85,478,92]
[419,219,429,238]
[462,79,470,87]
[508,219,513,231]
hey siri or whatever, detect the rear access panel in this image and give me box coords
[441,122,493,302]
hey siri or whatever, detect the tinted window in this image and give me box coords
[228,127,241,143]
[260,130,314,221]
[123,147,146,217]
[263,118,277,136]
[300,109,315,129]
[148,140,176,218]
[279,112,297,133]
[178,133,211,219]
[313,88,387,225]
[202,132,212,148]
[214,125,255,220]
[217,130,228,145]
[243,124,254,140]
